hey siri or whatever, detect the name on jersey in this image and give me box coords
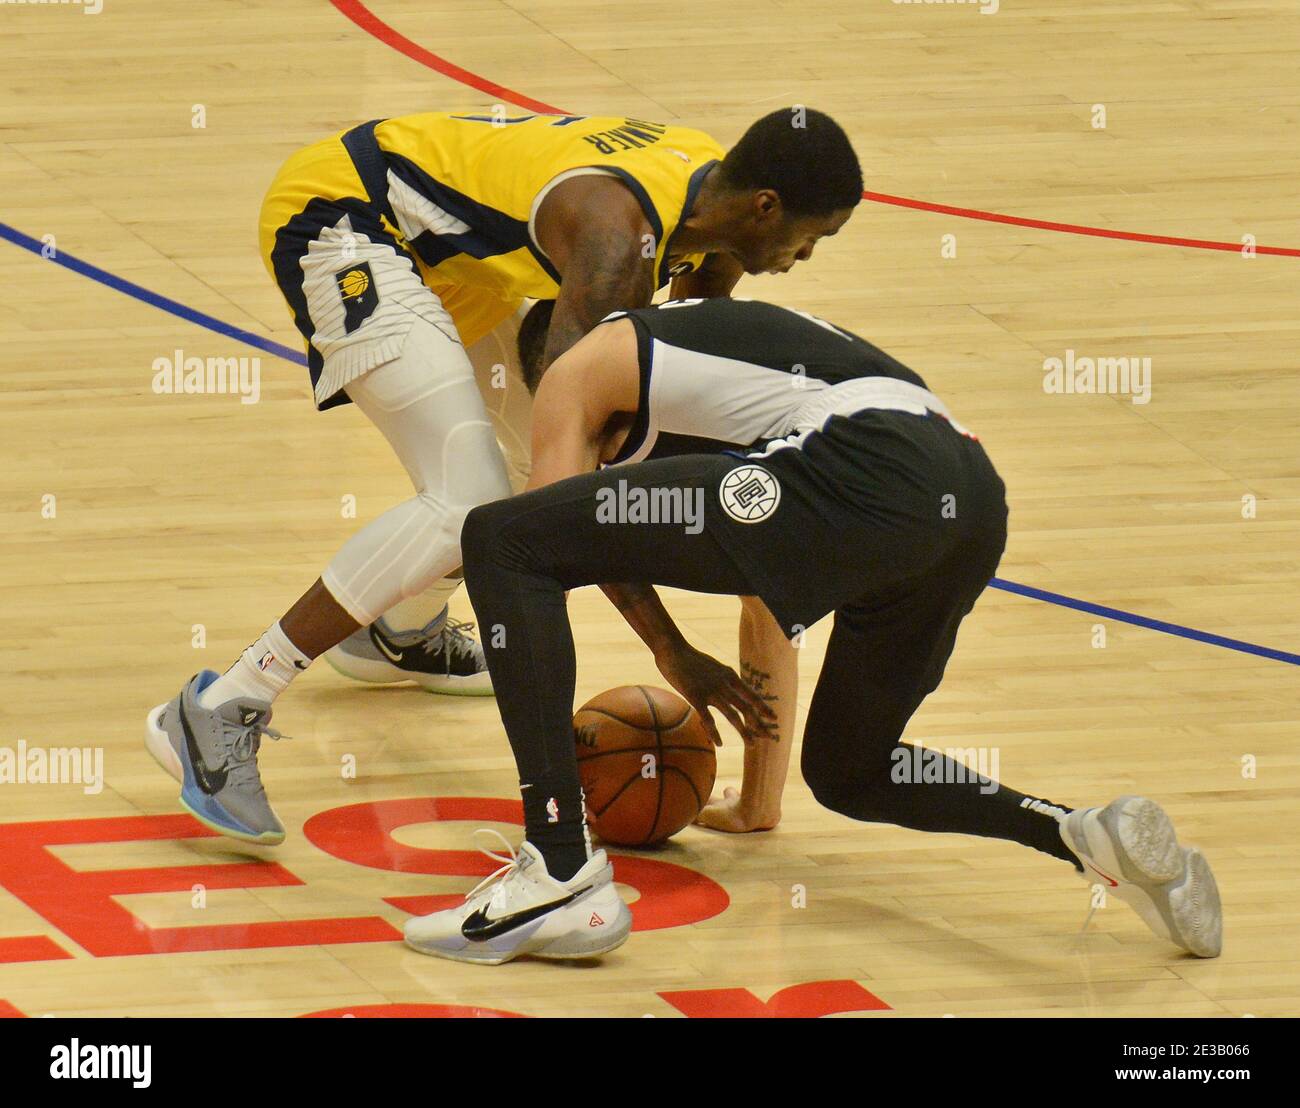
[583,118,669,155]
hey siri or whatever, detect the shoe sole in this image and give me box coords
[1167,847,1222,959]
[145,703,184,782]
[529,920,632,961]
[405,902,633,965]
[146,701,287,847]
[404,926,631,966]
[1107,796,1183,884]
[415,678,495,697]
[1077,796,1222,958]
[180,796,286,846]
[323,648,495,697]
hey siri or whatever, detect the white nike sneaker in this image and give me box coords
[1060,795,1222,958]
[403,833,632,965]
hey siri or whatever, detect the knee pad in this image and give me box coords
[395,492,467,596]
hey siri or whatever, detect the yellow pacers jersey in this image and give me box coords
[260,112,725,346]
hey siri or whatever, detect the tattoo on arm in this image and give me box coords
[544,231,654,371]
[740,660,781,741]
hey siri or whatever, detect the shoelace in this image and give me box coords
[420,617,483,667]
[463,829,524,911]
[221,716,290,792]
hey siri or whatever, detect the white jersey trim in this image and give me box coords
[527,167,619,259]
[615,335,967,463]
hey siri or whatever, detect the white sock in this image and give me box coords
[382,579,458,635]
[198,622,313,709]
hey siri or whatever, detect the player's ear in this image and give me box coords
[752,188,783,223]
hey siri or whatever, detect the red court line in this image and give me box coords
[329,0,563,115]
[330,0,1300,258]
[864,190,1300,257]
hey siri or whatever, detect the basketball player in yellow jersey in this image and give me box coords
[144,107,864,845]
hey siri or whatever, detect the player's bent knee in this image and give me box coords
[803,770,860,817]
[460,501,505,571]
[802,746,893,819]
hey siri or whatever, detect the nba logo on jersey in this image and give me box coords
[719,465,781,523]
[335,262,379,334]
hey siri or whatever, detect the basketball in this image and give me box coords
[573,685,717,846]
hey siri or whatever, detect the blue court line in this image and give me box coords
[0,221,308,366]
[991,579,1300,666]
[3,219,1297,668]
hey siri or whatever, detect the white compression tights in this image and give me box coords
[320,310,533,629]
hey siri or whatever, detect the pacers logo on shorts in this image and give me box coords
[719,464,781,524]
[335,262,378,334]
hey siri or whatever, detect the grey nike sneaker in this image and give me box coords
[322,609,493,696]
[1061,795,1222,958]
[145,670,287,844]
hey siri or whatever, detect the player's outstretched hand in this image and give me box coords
[653,642,775,745]
[696,787,780,833]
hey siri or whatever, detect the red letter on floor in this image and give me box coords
[659,980,890,1018]
[0,814,399,958]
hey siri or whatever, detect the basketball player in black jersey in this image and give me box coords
[402,297,1223,965]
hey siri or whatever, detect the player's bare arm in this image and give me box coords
[523,316,644,488]
[696,595,798,833]
[533,175,658,372]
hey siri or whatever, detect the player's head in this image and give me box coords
[517,298,557,393]
[714,107,862,275]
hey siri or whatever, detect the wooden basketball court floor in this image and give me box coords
[1,0,1297,1019]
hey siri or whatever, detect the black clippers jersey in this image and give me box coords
[602,298,963,464]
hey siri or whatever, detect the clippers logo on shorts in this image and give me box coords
[335,262,378,334]
[719,465,781,523]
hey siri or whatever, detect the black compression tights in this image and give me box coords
[461,456,1076,880]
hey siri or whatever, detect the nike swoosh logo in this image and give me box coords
[178,692,227,795]
[1086,862,1119,888]
[368,625,405,664]
[460,886,593,942]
